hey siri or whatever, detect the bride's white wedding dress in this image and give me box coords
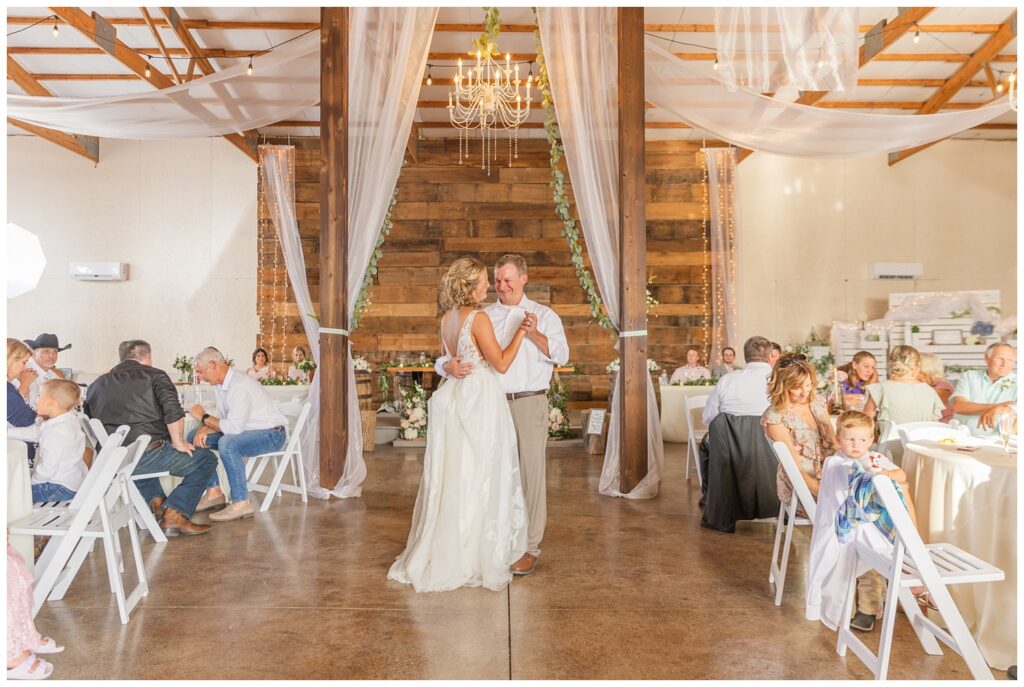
[388,310,528,592]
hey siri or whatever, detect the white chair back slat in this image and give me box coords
[246,402,312,512]
[771,441,816,520]
[766,441,816,606]
[682,394,709,487]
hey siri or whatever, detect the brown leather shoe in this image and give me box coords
[511,553,538,576]
[149,496,166,520]
[160,507,211,537]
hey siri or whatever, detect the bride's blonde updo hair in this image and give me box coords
[440,256,486,310]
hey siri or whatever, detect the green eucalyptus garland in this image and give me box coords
[351,159,406,331]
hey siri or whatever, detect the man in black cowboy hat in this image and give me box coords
[23,333,71,410]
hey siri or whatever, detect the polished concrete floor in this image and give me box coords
[34,442,997,679]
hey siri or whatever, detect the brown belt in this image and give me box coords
[506,389,546,402]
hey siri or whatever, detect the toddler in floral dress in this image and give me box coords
[8,541,63,679]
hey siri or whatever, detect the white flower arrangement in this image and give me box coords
[398,383,428,439]
[606,358,661,374]
[548,406,566,433]
[352,355,372,373]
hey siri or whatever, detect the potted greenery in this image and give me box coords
[910,325,930,348]
[172,355,193,384]
[807,328,831,359]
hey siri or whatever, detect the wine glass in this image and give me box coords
[997,409,1016,454]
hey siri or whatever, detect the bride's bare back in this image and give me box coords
[441,307,526,374]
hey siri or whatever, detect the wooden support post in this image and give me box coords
[319,7,348,488]
[617,7,648,493]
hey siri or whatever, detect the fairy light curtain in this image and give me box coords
[645,38,1011,158]
[713,7,859,93]
[536,6,664,500]
[7,32,319,139]
[704,148,739,369]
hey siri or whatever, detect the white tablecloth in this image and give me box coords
[903,439,1016,670]
[659,385,715,443]
[7,439,34,573]
[174,383,309,409]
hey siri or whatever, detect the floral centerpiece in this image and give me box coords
[353,355,373,373]
[606,358,661,374]
[261,377,302,386]
[547,376,572,439]
[398,383,428,440]
[172,355,193,383]
[677,377,718,387]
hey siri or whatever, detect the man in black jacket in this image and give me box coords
[84,340,217,536]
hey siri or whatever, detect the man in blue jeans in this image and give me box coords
[84,340,217,536]
[189,346,288,522]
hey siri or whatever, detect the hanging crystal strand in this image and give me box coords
[514,124,519,161]
[508,130,512,167]
[481,124,486,172]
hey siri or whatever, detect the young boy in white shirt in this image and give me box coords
[30,379,90,503]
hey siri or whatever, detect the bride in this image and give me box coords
[388,257,529,592]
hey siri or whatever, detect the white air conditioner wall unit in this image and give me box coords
[69,262,128,281]
[871,262,923,280]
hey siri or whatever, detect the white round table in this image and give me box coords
[903,438,1016,670]
[658,384,715,443]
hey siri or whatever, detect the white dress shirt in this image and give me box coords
[435,296,570,394]
[214,368,288,435]
[27,357,62,410]
[670,365,711,384]
[702,362,773,427]
[32,410,88,491]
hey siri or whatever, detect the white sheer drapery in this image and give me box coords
[8,32,318,139]
[332,7,437,497]
[704,148,740,370]
[713,8,858,93]
[537,7,664,500]
[645,39,1011,158]
[259,145,336,499]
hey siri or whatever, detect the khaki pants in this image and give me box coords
[508,394,548,557]
[856,570,887,616]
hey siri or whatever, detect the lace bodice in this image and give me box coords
[446,310,488,368]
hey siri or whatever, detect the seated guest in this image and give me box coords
[85,340,217,537]
[23,334,70,410]
[710,346,742,378]
[951,342,1017,435]
[863,346,943,426]
[762,355,837,504]
[768,342,783,367]
[918,353,955,423]
[30,380,90,503]
[246,347,276,382]
[7,339,37,431]
[190,346,289,522]
[287,346,308,382]
[702,336,772,427]
[836,351,878,412]
[670,346,711,384]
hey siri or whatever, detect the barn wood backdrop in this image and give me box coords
[257,136,713,408]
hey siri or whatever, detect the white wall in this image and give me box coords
[7,136,258,376]
[735,139,1017,347]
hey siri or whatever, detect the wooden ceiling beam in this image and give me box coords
[8,117,99,163]
[141,7,181,84]
[8,16,318,30]
[889,11,1017,166]
[7,54,101,162]
[159,7,215,76]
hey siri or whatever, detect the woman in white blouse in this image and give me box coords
[670,346,712,384]
[246,347,276,382]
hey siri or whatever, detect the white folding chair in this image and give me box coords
[10,433,129,618]
[683,394,709,489]
[768,441,816,606]
[836,475,1004,680]
[245,402,311,512]
[89,417,169,543]
[895,421,961,451]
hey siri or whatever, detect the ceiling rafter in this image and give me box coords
[140,7,181,84]
[8,15,318,30]
[7,54,100,162]
[46,6,256,162]
[889,10,1017,165]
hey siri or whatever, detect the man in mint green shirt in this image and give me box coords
[951,343,1017,435]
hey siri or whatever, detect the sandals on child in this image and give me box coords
[33,638,64,655]
[7,653,53,680]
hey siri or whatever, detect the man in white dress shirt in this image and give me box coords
[702,336,773,427]
[189,346,289,522]
[436,254,570,576]
[23,333,71,410]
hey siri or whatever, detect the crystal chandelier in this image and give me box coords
[447,44,533,175]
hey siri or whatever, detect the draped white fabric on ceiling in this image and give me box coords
[537,6,664,500]
[713,7,859,93]
[704,148,739,369]
[257,8,436,499]
[8,32,319,139]
[645,38,1011,158]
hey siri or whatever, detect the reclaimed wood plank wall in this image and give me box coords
[257,137,712,407]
